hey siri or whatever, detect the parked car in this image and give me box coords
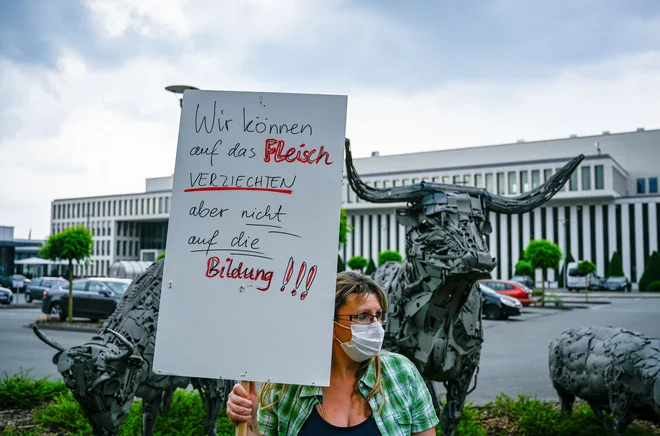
[478,279,535,307]
[479,283,522,320]
[566,262,601,291]
[0,287,13,305]
[42,278,132,321]
[25,277,69,302]
[0,274,30,292]
[510,275,535,290]
[600,276,632,292]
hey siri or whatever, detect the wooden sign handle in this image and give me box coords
[236,380,252,436]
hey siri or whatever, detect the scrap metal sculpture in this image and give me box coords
[549,326,660,435]
[33,260,233,436]
[345,139,583,436]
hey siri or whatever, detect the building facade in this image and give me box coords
[51,128,660,286]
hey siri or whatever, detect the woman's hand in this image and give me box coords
[226,381,258,426]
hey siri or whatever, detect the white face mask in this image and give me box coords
[334,322,385,362]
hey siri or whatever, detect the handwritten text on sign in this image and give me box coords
[154,91,347,385]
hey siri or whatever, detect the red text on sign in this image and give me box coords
[205,256,273,292]
[264,138,333,165]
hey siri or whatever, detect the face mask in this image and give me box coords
[334,322,385,362]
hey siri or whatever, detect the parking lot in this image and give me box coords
[2,297,660,407]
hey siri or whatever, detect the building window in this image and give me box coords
[165,197,170,213]
[141,199,144,215]
[595,165,604,189]
[442,176,449,184]
[531,170,540,190]
[543,168,553,183]
[463,175,471,186]
[581,166,591,190]
[650,177,658,193]
[158,197,164,214]
[520,171,529,193]
[507,171,517,195]
[474,174,483,187]
[569,170,578,191]
[452,175,460,184]
[485,173,494,192]
[497,172,505,195]
[637,178,646,194]
[112,201,116,216]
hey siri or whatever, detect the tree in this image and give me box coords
[524,239,562,306]
[39,226,93,323]
[347,256,368,272]
[578,260,597,302]
[337,255,346,273]
[378,250,403,265]
[606,251,624,277]
[638,251,660,292]
[558,251,575,288]
[338,208,352,248]
[514,260,533,277]
[365,258,377,275]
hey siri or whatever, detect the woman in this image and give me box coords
[226,270,439,435]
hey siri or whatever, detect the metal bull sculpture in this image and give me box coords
[33,260,234,435]
[344,139,583,436]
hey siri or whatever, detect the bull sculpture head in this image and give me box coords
[344,138,584,334]
[33,325,147,435]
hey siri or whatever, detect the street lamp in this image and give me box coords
[164,85,199,108]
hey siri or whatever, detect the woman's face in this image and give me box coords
[334,293,383,343]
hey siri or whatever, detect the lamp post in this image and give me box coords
[164,85,199,108]
[559,217,569,290]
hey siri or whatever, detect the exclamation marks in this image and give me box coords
[281,257,294,292]
[292,262,307,297]
[300,265,317,300]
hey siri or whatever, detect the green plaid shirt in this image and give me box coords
[257,351,439,435]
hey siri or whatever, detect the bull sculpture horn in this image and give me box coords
[32,325,66,352]
[344,138,585,214]
[104,329,135,361]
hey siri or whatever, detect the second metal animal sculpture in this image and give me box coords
[33,260,233,436]
[344,139,583,436]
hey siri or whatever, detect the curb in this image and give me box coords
[26,322,99,334]
[0,303,40,310]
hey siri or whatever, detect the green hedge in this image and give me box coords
[647,280,660,293]
[2,373,659,435]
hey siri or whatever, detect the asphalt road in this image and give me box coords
[2,299,660,406]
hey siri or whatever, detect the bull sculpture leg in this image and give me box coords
[192,378,230,436]
[440,360,478,435]
[141,386,176,436]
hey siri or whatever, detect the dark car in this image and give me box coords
[0,287,13,305]
[479,283,522,320]
[600,276,632,292]
[25,277,69,302]
[1,274,30,292]
[41,278,132,321]
[510,275,535,290]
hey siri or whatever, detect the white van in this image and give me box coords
[566,261,600,291]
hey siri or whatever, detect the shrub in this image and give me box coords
[0,370,67,410]
[606,251,624,277]
[638,251,660,292]
[156,252,165,260]
[648,280,660,293]
[515,260,533,277]
[365,258,377,275]
[378,250,403,265]
[347,256,368,271]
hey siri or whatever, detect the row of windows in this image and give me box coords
[53,196,171,220]
[52,221,112,237]
[115,239,139,258]
[71,260,110,278]
[345,165,606,203]
[636,177,659,194]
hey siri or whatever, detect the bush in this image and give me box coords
[365,258,377,275]
[347,256,368,271]
[515,260,533,277]
[156,252,165,260]
[648,280,660,293]
[638,251,660,292]
[0,370,67,410]
[378,250,403,265]
[606,251,624,277]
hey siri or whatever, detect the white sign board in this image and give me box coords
[153,90,347,387]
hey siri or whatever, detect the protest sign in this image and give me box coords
[153,90,347,387]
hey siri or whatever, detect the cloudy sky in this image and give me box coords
[1,0,660,240]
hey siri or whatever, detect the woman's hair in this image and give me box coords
[259,271,388,415]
